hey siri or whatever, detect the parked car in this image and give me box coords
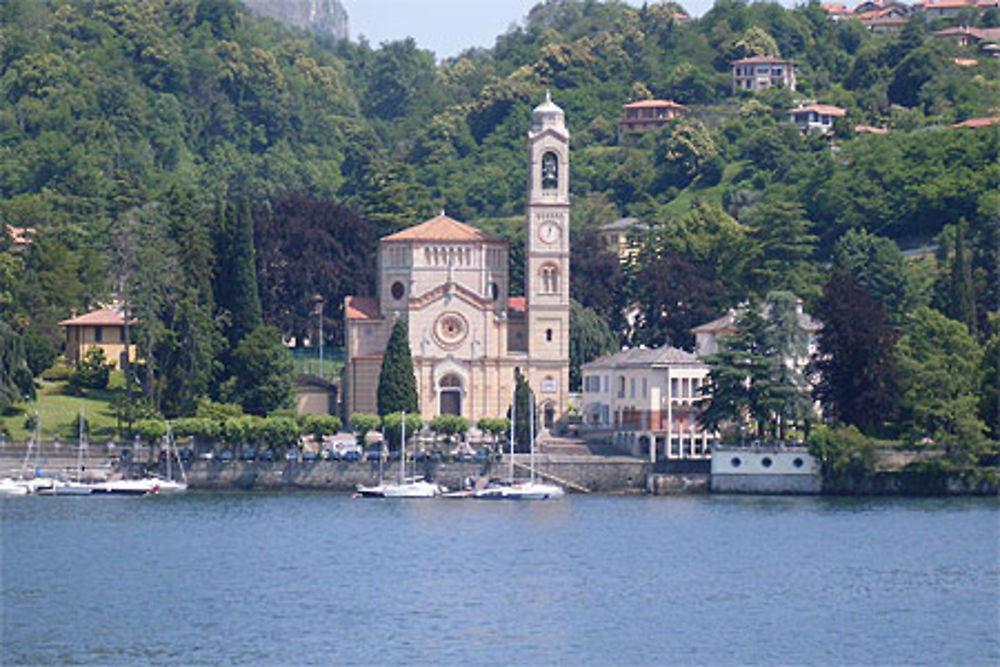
[342,450,362,462]
[365,448,383,462]
[219,450,234,462]
[473,450,490,463]
[285,448,299,462]
[302,450,318,462]
[240,448,256,461]
[258,449,274,462]
[198,450,214,461]
[179,447,195,463]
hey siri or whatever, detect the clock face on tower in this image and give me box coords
[538,221,560,244]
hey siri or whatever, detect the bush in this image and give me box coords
[808,424,876,487]
[261,416,300,452]
[41,363,73,382]
[70,347,111,390]
[300,414,342,439]
[134,419,167,445]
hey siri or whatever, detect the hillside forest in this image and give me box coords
[0,0,997,458]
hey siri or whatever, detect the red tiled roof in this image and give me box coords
[382,214,502,244]
[5,223,35,245]
[924,0,975,7]
[953,57,979,66]
[345,296,380,320]
[508,296,526,313]
[855,124,890,134]
[622,99,686,110]
[789,104,847,117]
[59,307,134,327]
[951,116,1000,129]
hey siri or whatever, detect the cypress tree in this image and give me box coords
[510,368,536,453]
[214,198,262,350]
[949,219,976,334]
[377,318,418,416]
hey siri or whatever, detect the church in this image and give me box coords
[343,93,571,431]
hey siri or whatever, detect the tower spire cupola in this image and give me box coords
[531,89,567,134]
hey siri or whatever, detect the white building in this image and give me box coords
[581,346,718,462]
[788,104,846,134]
[343,94,571,429]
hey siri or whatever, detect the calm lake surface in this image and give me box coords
[2,493,998,666]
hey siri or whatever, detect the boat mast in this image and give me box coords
[530,398,535,484]
[399,411,406,485]
[509,387,515,483]
[77,409,85,483]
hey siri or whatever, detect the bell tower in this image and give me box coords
[525,91,570,428]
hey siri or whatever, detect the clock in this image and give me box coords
[538,221,560,244]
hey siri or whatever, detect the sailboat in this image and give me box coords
[91,423,187,495]
[36,411,93,496]
[356,412,444,498]
[474,390,565,500]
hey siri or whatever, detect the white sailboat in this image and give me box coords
[474,389,565,500]
[37,411,93,496]
[91,423,187,495]
[356,412,443,498]
[0,413,58,495]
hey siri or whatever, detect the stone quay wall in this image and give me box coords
[137,457,654,494]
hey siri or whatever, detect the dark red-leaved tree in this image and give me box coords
[811,272,900,433]
[254,193,377,347]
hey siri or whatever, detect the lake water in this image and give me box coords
[2,493,998,665]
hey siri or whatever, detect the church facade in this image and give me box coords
[343,94,571,430]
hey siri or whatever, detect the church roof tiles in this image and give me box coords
[382,214,503,244]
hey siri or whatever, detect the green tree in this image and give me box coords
[744,200,819,299]
[570,300,617,391]
[225,324,294,416]
[510,368,536,453]
[428,414,469,448]
[0,321,34,412]
[382,411,424,453]
[213,198,263,350]
[477,417,511,451]
[980,334,1000,440]
[377,318,418,417]
[896,307,988,460]
[349,412,381,448]
[832,229,915,324]
[70,346,111,391]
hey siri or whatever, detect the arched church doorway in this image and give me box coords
[439,374,462,416]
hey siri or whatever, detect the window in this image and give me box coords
[490,282,500,301]
[603,375,608,393]
[546,328,553,342]
[539,264,559,294]
[541,151,559,190]
[391,281,405,300]
[618,377,625,398]
[642,378,647,398]
[761,457,773,468]
[94,326,103,343]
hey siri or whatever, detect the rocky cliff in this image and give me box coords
[242,0,349,40]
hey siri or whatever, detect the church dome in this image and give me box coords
[531,90,565,132]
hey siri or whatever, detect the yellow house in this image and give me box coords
[59,307,137,370]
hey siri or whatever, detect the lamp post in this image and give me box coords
[314,295,325,379]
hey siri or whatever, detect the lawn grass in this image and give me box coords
[658,160,746,219]
[2,379,123,443]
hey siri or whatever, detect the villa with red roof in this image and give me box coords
[618,99,687,134]
[788,103,847,134]
[343,95,572,430]
[59,307,137,369]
